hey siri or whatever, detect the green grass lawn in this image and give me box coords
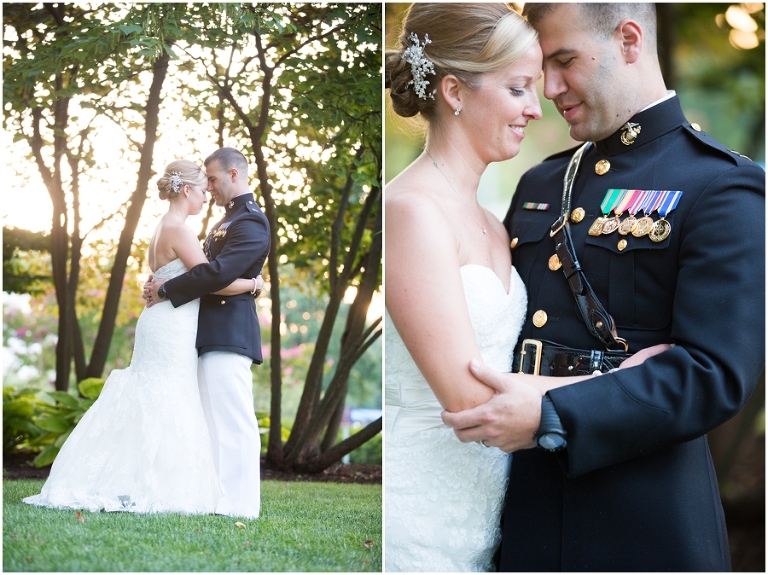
[4,479,381,572]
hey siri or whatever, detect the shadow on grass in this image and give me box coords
[4,479,381,572]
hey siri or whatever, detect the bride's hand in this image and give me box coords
[143,275,160,308]
[142,274,154,299]
[618,343,673,370]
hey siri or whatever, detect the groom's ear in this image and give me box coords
[440,74,464,114]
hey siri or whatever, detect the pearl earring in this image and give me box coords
[454,107,461,116]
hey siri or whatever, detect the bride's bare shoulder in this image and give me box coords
[386,171,450,232]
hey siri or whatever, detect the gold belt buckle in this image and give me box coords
[519,339,543,375]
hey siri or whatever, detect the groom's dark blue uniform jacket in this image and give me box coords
[164,193,270,364]
[502,96,765,571]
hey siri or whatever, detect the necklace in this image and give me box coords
[426,151,487,234]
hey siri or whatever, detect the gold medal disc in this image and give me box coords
[618,216,637,235]
[588,217,607,236]
[601,217,620,235]
[632,216,654,237]
[649,218,672,242]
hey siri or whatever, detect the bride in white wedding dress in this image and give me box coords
[384,4,542,571]
[24,160,259,514]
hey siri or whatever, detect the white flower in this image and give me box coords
[402,32,436,101]
[168,171,183,194]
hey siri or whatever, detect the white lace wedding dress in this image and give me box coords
[385,264,527,572]
[24,259,220,514]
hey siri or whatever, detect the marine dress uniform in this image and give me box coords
[163,192,270,519]
[501,95,765,571]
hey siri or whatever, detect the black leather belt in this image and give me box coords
[512,339,631,377]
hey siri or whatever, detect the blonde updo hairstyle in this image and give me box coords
[156,160,207,201]
[386,3,538,121]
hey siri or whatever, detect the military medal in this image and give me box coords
[589,189,623,236]
[213,221,231,241]
[632,191,662,237]
[603,189,635,235]
[649,190,682,243]
[588,216,607,236]
[617,190,643,235]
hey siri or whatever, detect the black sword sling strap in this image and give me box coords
[548,143,628,352]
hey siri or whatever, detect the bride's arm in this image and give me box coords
[172,225,257,296]
[386,192,495,413]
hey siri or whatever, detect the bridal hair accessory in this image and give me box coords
[402,32,436,100]
[168,171,183,194]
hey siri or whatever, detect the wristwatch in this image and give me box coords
[157,283,167,300]
[534,395,567,452]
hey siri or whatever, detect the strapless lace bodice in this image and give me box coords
[152,258,188,281]
[385,264,527,437]
[385,265,527,572]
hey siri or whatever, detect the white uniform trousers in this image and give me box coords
[198,351,261,519]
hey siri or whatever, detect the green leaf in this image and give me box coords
[54,429,72,448]
[35,414,72,433]
[33,444,59,467]
[162,44,179,59]
[48,391,79,409]
[78,378,105,400]
[117,24,143,35]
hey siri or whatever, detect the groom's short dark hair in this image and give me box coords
[522,3,658,53]
[205,147,249,175]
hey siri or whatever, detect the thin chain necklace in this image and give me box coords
[426,150,487,234]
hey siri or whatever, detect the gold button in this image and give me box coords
[221,300,226,305]
[691,122,701,132]
[548,254,562,271]
[618,239,627,251]
[570,207,585,223]
[510,237,519,249]
[595,159,610,175]
[595,321,604,330]
[532,310,548,328]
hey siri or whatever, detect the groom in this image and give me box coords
[443,3,764,571]
[146,147,270,519]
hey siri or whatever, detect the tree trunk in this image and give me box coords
[287,193,381,466]
[295,418,382,474]
[85,51,170,378]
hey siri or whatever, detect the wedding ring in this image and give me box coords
[480,439,490,448]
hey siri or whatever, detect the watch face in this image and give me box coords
[538,433,566,452]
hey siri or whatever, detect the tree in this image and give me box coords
[3,4,179,390]
[4,3,382,473]
[177,3,382,472]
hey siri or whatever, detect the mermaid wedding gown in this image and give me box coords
[24,259,220,514]
[385,264,527,572]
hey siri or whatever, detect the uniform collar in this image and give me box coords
[225,193,254,214]
[594,95,687,157]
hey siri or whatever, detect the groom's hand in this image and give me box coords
[441,360,543,453]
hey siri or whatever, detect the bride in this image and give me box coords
[384,4,669,571]
[384,5,542,570]
[24,160,259,514]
